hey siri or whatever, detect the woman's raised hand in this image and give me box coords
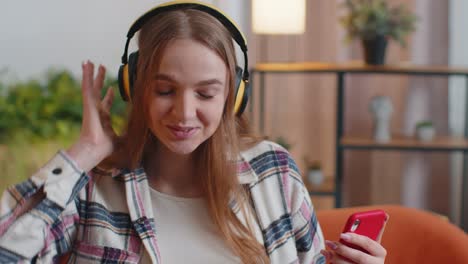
[66,61,117,172]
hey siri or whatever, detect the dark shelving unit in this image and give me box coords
[251,61,468,231]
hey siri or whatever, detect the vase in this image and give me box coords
[369,96,393,143]
[362,35,388,65]
[373,119,391,142]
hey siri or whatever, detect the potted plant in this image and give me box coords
[415,120,435,142]
[304,159,324,186]
[340,0,418,65]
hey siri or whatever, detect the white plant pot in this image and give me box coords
[307,170,324,186]
[416,126,435,142]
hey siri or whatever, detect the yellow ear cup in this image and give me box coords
[122,64,132,103]
[234,80,246,115]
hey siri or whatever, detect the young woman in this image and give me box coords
[0,2,387,263]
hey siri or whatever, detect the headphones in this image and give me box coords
[118,1,250,116]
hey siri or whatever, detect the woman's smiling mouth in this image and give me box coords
[167,125,199,140]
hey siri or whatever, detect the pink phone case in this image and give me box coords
[339,209,388,254]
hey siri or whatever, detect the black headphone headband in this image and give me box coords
[120,1,249,82]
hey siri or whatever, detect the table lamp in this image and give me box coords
[252,0,306,35]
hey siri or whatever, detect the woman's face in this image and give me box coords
[147,38,229,155]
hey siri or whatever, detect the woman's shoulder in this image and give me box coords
[240,139,291,160]
[239,140,300,181]
[239,140,311,217]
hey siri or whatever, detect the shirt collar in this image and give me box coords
[236,152,258,185]
[107,151,259,185]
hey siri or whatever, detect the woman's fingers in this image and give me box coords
[340,233,387,257]
[325,236,387,263]
[101,87,114,114]
[81,60,94,89]
[326,240,374,263]
[320,249,333,262]
[81,61,97,125]
[82,61,110,117]
[321,248,358,264]
[80,61,115,141]
[81,61,94,104]
[81,61,106,101]
[94,64,106,96]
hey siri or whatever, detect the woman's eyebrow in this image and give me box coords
[195,79,223,87]
[154,73,223,87]
[154,73,177,82]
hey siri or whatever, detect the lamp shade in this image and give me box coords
[252,0,306,34]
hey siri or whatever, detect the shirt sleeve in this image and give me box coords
[0,150,89,262]
[287,155,326,264]
[292,185,326,264]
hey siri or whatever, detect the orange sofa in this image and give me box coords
[317,205,468,264]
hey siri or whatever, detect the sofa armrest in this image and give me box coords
[317,205,468,264]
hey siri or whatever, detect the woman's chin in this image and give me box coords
[165,141,200,156]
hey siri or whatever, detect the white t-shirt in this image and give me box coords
[140,188,241,263]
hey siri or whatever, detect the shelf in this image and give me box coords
[341,135,468,151]
[307,176,335,196]
[253,61,468,76]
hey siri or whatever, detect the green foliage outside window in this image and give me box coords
[0,69,128,192]
[0,69,127,143]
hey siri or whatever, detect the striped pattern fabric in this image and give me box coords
[0,141,325,263]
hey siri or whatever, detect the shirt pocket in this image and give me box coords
[71,240,141,264]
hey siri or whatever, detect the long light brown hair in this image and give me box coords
[105,8,268,264]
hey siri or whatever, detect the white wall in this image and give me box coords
[0,0,248,82]
[449,0,468,225]
[449,0,468,135]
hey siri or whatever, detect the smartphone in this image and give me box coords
[340,209,388,254]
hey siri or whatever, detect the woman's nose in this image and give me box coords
[172,92,197,120]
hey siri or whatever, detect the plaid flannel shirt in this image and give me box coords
[0,140,325,263]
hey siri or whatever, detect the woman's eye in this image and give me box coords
[198,93,214,99]
[157,90,173,96]
[154,85,174,96]
[154,81,175,96]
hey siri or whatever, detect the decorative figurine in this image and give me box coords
[369,95,393,143]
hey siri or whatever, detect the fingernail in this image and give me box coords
[340,233,352,241]
[326,240,338,250]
